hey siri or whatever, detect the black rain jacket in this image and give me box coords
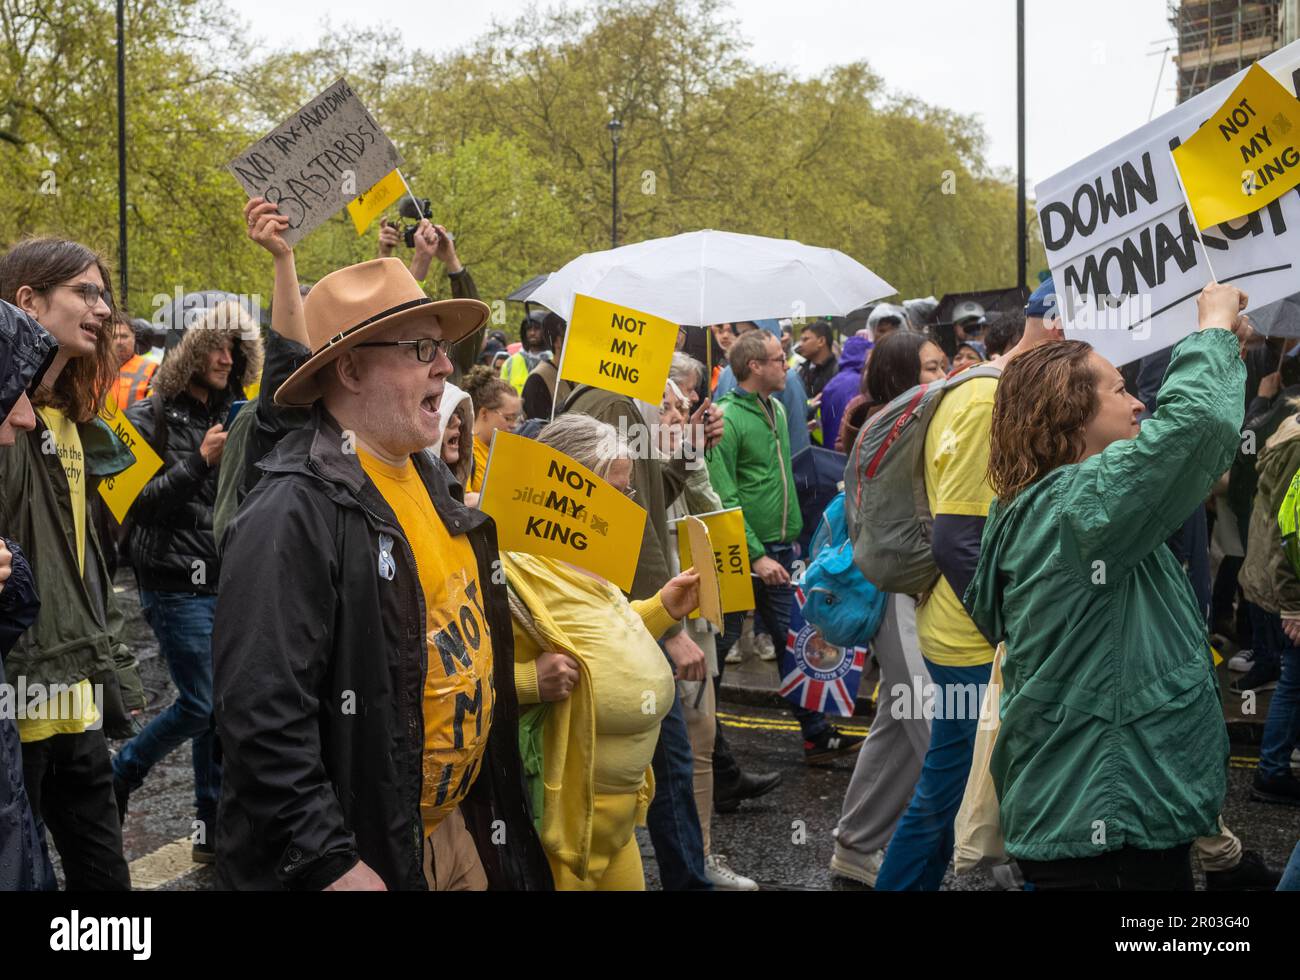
[212,406,551,891]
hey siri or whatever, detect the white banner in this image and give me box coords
[1036,38,1300,365]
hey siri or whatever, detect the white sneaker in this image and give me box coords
[989,860,1025,891]
[724,646,746,664]
[1228,649,1255,673]
[705,854,759,890]
[755,632,777,662]
[829,845,885,887]
[739,615,756,653]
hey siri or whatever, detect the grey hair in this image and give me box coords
[669,351,704,391]
[538,412,630,480]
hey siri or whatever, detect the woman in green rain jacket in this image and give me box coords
[964,284,1247,890]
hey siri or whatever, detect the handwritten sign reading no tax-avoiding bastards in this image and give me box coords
[228,78,402,247]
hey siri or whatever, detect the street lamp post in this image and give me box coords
[608,118,622,249]
[117,0,128,304]
[1016,0,1027,293]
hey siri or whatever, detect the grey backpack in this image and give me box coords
[843,365,1001,594]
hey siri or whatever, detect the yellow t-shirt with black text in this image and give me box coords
[915,378,998,668]
[357,449,495,836]
[20,408,99,741]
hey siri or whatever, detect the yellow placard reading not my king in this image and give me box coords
[674,507,755,615]
[478,430,646,592]
[558,293,678,403]
[1173,63,1300,230]
[97,396,163,523]
[347,169,406,235]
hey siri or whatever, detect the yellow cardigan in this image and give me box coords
[502,552,678,881]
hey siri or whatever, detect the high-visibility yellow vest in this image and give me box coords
[501,352,534,394]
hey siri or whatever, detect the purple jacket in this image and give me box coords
[819,336,870,451]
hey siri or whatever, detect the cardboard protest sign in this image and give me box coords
[1035,37,1300,366]
[673,507,755,614]
[347,169,406,235]
[228,78,402,247]
[478,431,646,592]
[681,516,723,631]
[97,396,163,523]
[558,294,677,403]
[1173,64,1300,231]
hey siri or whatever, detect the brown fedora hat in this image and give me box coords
[275,257,489,407]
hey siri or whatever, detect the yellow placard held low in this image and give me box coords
[1172,63,1300,230]
[558,293,678,403]
[97,396,163,523]
[682,516,724,631]
[347,169,406,235]
[674,507,755,615]
[478,430,646,592]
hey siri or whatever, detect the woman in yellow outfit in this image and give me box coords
[502,413,701,890]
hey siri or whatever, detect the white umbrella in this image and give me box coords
[529,230,895,325]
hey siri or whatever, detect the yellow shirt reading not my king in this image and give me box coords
[20,408,99,742]
[915,378,998,669]
[357,449,495,837]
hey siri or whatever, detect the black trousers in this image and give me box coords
[23,729,131,890]
[1019,844,1193,891]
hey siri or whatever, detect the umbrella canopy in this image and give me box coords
[530,230,895,326]
[506,274,550,304]
[1247,291,1300,339]
[792,445,848,550]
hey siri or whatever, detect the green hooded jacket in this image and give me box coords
[0,412,141,704]
[964,330,1240,862]
[707,386,802,560]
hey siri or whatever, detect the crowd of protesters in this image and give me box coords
[0,192,1297,893]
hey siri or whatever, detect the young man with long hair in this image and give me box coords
[0,238,140,889]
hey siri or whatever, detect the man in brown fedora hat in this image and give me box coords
[212,202,550,890]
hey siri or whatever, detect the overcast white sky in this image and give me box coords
[225,0,1180,188]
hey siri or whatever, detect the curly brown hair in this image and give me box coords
[987,340,1099,501]
[0,238,117,423]
[462,364,517,417]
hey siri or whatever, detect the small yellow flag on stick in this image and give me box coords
[478,430,646,592]
[96,395,163,523]
[674,507,755,614]
[1172,63,1300,230]
[347,169,407,235]
[558,294,678,404]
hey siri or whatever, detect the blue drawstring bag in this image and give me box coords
[797,492,887,648]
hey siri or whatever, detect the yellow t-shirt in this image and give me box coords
[357,449,495,836]
[915,378,998,668]
[21,408,98,741]
[469,435,489,494]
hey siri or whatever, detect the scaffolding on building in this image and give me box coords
[1169,0,1285,102]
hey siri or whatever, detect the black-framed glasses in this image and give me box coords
[354,337,451,362]
[53,282,112,309]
